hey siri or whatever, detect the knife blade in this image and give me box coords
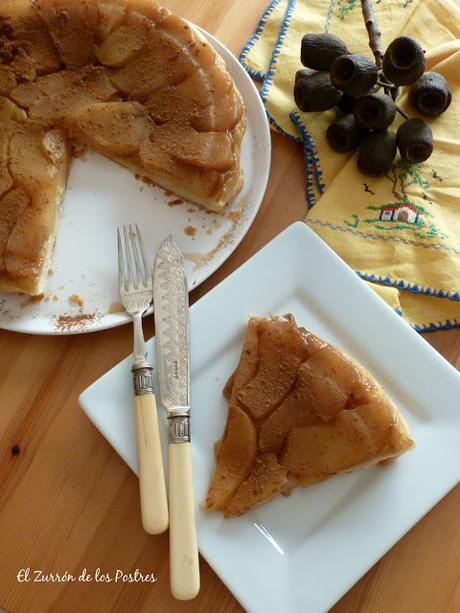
[153,235,200,601]
[153,235,190,423]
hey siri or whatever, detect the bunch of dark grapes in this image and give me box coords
[294,33,452,177]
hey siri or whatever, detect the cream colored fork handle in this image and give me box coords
[135,393,169,534]
[169,442,200,600]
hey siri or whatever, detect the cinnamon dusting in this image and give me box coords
[54,312,101,331]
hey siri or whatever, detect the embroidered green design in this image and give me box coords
[344,213,360,228]
[342,161,448,240]
[336,0,358,21]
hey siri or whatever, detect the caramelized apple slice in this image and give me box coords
[224,454,288,517]
[0,98,27,198]
[11,67,116,124]
[0,188,29,270]
[191,65,242,132]
[0,127,13,199]
[303,345,374,422]
[151,123,234,171]
[237,316,308,419]
[0,68,17,96]
[109,24,201,99]
[35,0,99,68]
[281,400,398,482]
[0,0,61,77]
[5,125,68,286]
[0,95,26,122]
[145,66,242,132]
[8,122,66,194]
[96,10,154,67]
[97,0,127,40]
[259,362,324,455]
[127,0,164,21]
[71,101,151,156]
[204,405,257,512]
[224,318,259,403]
[139,137,221,201]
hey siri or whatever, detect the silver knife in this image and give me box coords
[153,235,200,601]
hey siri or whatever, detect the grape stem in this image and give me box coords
[377,79,397,89]
[360,0,384,68]
[396,106,409,120]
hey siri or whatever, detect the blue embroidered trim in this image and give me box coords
[306,218,460,257]
[356,271,460,302]
[290,112,326,207]
[365,285,460,333]
[259,0,294,103]
[258,0,303,144]
[413,319,460,333]
[239,0,281,81]
[266,110,302,143]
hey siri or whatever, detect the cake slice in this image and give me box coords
[204,315,415,517]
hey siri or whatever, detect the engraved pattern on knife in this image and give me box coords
[154,236,190,412]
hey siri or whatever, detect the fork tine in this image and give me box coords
[123,225,135,289]
[136,223,150,287]
[129,224,144,288]
[117,227,126,290]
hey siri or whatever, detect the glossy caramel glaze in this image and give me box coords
[205,315,415,517]
[0,0,246,294]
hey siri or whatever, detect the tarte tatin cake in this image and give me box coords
[205,315,414,517]
[0,0,246,295]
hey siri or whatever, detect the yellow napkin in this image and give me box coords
[241,0,460,331]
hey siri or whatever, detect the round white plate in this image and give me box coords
[0,28,270,335]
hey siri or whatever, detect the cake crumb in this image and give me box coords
[20,294,44,308]
[108,302,124,314]
[168,198,184,207]
[226,210,242,223]
[68,294,84,308]
[184,225,196,238]
[48,268,54,276]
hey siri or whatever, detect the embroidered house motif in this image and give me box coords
[379,203,423,224]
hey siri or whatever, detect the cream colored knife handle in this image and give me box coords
[135,393,169,534]
[169,442,200,600]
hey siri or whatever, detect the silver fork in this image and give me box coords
[118,224,169,535]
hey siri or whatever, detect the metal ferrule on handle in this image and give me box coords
[132,366,154,396]
[169,414,190,443]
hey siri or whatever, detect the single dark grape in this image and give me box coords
[358,130,397,177]
[295,68,315,82]
[301,33,348,71]
[409,71,452,116]
[383,36,425,86]
[337,93,356,114]
[330,54,378,96]
[327,114,361,152]
[294,71,341,112]
[396,118,433,163]
[353,93,396,130]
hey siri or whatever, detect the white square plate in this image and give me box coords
[79,222,460,613]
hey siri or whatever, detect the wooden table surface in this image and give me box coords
[1,1,460,612]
